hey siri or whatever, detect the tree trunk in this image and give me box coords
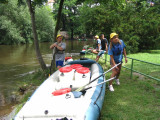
[53,0,65,42]
[71,21,74,50]
[26,0,47,71]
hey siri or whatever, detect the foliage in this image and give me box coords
[77,0,160,52]
[52,0,160,52]
[53,0,79,39]
[35,6,55,42]
[0,0,28,44]
[0,0,55,45]
[0,0,160,53]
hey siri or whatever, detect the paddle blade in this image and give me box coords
[52,88,71,96]
[72,91,83,98]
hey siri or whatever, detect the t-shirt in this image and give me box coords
[96,39,102,50]
[101,38,108,50]
[108,40,126,63]
[55,42,66,61]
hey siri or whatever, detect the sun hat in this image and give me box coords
[95,35,99,39]
[110,33,118,39]
[56,34,63,39]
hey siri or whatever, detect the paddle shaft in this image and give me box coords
[80,76,116,92]
[75,62,121,92]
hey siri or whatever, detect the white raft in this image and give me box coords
[14,59,106,120]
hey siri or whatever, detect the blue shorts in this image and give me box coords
[98,50,105,57]
[56,61,64,67]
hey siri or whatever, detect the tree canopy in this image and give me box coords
[0,0,55,45]
[52,0,160,52]
[0,0,160,53]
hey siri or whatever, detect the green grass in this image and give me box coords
[83,50,160,120]
[100,69,160,120]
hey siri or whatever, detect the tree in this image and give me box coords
[26,0,47,71]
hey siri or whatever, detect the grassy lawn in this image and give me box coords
[84,50,160,120]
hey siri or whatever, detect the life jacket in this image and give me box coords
[112,43,123,56]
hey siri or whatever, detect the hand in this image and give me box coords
[115,66,119,71]
[105,51,108,54]
[125,58,128,63]
[50,43,57,49]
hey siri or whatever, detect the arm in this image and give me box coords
[123,48,128,63]
[50,43,65,51]
[98,43,101,51]
[50,43,56,49]
[110,55,119,70]
[110,55,116,66]
[54,44,64,51]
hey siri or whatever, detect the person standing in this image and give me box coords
[95,34,108,62]
[91,35,101,54]
[108,33,127,91]
[50,35,66,69]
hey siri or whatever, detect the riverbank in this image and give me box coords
[0,69,49,119]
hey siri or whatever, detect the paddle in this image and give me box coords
[49,42,63,76]
[52,62,121,96]
[80,76,116,92]
[75,62,121,92]
[72,76,116,98]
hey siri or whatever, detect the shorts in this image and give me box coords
[110,60,123,65]
[98,50,105,57]
[56,61,64,67]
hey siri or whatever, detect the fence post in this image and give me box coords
[131,59,134,79]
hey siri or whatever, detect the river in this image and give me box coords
[0,40,94,118]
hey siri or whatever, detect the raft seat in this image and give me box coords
[55,65,91,90]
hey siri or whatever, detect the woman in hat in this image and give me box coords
[50,35,66,69]
[108,33,127,91]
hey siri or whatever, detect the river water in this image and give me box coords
[0,40,94,118]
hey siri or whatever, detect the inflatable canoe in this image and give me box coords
[14,59,106,120]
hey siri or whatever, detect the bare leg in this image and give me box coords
[109,63,122,85]
[109,69,117,85]
[92,49,98,54]
[115,64,122,79]
[95,56,100,62]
